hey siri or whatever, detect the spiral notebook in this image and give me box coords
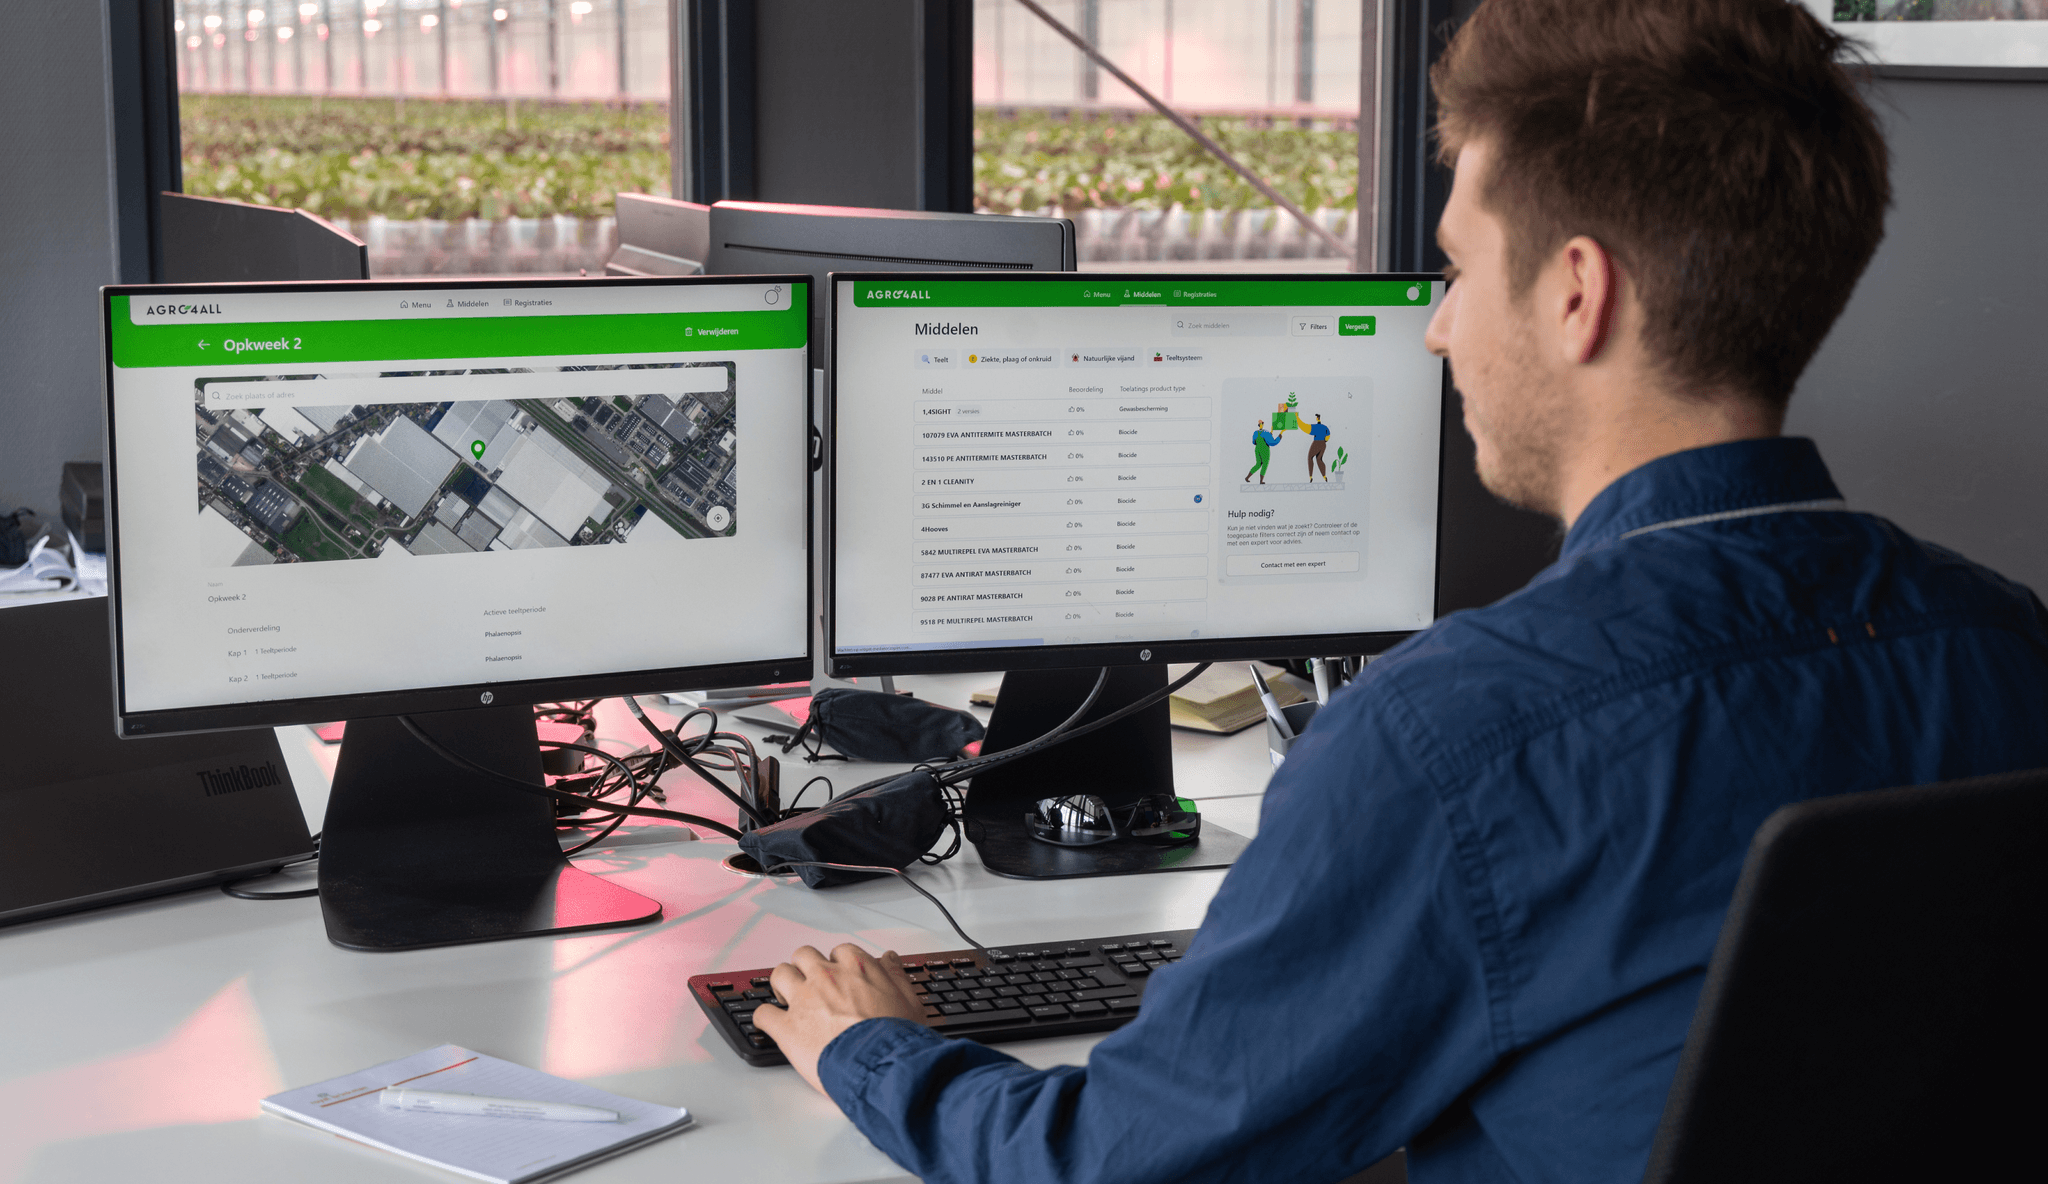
[261,1045,693,1184]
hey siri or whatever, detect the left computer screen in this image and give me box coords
[103,277,812,734]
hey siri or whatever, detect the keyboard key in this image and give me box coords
[1101,943,1123,952]
[939,1003,969,1015]
[941,990,972,1004]
[1005,974,1034,986]
[935,1007,1031,1028]
[1055,968,1084,981]
[995,985,1023,997]
[709,981,736,993]
[951,958,978,969]
[1150,940,1173,948]
[748,1034,771,1048]
[1059,956,1103,969]
[1125,963,1151,976]
[752,976,774,987]
[1028,1004,1071,1019]
[1030,971,1058,983]
[1072,985,1137,1001]
[1042,991,1074,1004]
[744,988,777,1001]
[1020,994,1047,1008]
[1067,1000,1108,1016]
[928,971,956,983]
[970,988,998,1000]
[1108,996,1141,1011]
[967,1000,996,1012]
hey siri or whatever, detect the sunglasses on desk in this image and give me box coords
[1025,794,1202,848]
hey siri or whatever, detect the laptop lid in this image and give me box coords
[0,597,314,927]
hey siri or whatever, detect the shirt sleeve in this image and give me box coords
[815,680,1502,1184]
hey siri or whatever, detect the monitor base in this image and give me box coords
[317,706,662,952]
[964,666,1246,880]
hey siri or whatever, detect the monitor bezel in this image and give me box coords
[101,273,814,737]
[823,269,1449,679]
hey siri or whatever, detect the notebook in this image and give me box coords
[261,1045,693,1184]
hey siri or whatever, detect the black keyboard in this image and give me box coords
[689,928,1198,1067]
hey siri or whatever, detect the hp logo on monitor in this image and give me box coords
[480,691,495,705]
[1139,649,1152,662]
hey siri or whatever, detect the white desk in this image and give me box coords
[0,674,1279,1184]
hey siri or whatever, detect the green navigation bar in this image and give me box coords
[108,292,808,369]
[851,278,1434,309]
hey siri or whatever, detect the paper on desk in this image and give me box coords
[0,536,78,595]
[261,1044,692,1184]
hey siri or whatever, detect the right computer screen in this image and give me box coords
[831,273,1445,668]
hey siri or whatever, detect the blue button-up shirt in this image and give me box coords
[818,438,2048,1184]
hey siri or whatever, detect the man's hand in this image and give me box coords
[751,944,926,1092]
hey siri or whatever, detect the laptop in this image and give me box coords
[0,596,315,927]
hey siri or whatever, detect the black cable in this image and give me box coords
[786,774,835,812]
[221,836,321,900]
[539,738,656,855]
[933,663,1210,787]
[759,860,986,952]
[622,697,774,827]
[400,715,749,840]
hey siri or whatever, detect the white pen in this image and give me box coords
[379,1088,619,1123]
[1249,665,1294,740]
[1311,658,1332,707]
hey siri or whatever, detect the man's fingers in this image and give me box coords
[788,945,832,974]
[829,942,879,968]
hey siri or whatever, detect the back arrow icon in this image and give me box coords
[196,339,209,349]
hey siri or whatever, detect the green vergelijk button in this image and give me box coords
[1339,316,1377,336]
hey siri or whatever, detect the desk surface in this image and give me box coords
[0,674,1278,1184]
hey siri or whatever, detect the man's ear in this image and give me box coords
[1556,235,1619,366]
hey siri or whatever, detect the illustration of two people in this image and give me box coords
[1244,396,1334,484]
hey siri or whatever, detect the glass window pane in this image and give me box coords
[173,0,672,276]
[974,0,1362,273]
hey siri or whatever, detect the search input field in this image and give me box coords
[1170,312,1284,338]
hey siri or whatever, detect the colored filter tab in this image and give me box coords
[1339,316,1377,336]
[851,278,1436,309]
[107,294,808,369]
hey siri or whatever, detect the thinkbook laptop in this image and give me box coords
[0,596,314,927]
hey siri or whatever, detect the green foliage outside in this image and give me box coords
[181,94,670,220]
[282,514,348,562]
[974,109,1359,215]
[180,95,1358,221]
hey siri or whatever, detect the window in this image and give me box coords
[172,0,673,275]
[974,0,1363,272]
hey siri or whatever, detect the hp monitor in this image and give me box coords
[101,275,812,948]
[827,272,1447,877]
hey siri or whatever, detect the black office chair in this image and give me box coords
[1643,766,2045,1183]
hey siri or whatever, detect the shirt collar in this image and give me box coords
[1561,437,1844,560]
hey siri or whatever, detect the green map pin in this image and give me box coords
[470,440,486,461]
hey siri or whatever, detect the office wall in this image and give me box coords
[1788,77,2048,595]
[0,3,119,521]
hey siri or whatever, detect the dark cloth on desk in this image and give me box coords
[817,437,2048,1184]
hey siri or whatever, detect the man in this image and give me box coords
[1302,413,1332,480]
[1245,419,1284,484]
[752,2,2048,1181]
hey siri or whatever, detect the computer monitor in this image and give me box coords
[100,275,812,948]
[607,193,711,277]
[706,201,1076,368]
[159,192,369,283]
[827,271,1446,877]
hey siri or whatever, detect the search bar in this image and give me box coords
[199,366,730,410]
[1170,312,1284,338]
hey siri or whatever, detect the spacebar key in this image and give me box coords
[932,1007,1031,1029]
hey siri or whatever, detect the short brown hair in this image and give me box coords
[1432,0,1890,407]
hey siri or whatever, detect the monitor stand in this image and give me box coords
[964,666,1252,879]
[317,705,663,951]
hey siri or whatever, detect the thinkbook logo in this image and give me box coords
[196,761,282,796]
